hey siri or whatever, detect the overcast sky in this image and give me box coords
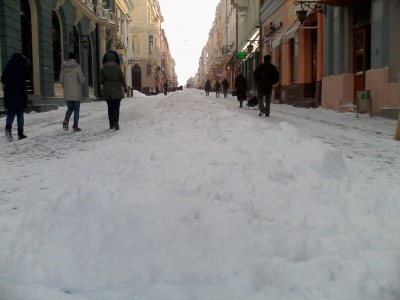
[159,0,221,85]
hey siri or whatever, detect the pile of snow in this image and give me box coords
[0,89,399,300]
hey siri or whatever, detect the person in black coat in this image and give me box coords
[204,79,211,96]
[234,73,248,108]
[163,81,169,95]
[1,53,31,141]
[253,55,280,117]
[214,80,221,98]
[221,78,229,98]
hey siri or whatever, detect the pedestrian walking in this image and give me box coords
[204,79,211,96]
[1,53,31,141]
[163,81,169,95]
[214,80,221,98]
[234,73,248,108]
[60,52,85,132]
[253,55,280,117]
[99,50,127,130]
[222,78,229,98]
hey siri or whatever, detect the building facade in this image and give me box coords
[197,0,399,118]
[0,0,177,111]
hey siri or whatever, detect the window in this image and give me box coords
[149,35,154,54]
[290,36,298,83]
[132,35,140,52]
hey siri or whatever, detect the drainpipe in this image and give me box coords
[316,12,323,107]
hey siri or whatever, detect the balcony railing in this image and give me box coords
[221,45,233,55]
[97,7,116,24]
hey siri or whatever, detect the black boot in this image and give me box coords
[18,128,27,140]
[5,124,13,142]
[63,120,69,131]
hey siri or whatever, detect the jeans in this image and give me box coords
[65,101,81,126]
[106,99,121,125]
[6,107,24,129]
[257,90,272,115]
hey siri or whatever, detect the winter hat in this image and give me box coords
[102,50,121,65]
[263,55,271,62]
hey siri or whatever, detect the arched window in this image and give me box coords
[52,11,62,82]
[20,0,34,94]
[131,64,142,91]
[132,35,140,52]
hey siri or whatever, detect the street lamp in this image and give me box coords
[70,33,90,48]
[294,0,326,23]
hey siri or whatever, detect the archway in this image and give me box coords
[131,64,142,92]
[20,0,34,94]
[52,11,62,82]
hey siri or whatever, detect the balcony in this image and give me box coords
[221,45,233,55]
[80,0,94,11]
[97,7,116,25]
[230,0,249,12]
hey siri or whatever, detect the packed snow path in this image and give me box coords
[0,89,399,300]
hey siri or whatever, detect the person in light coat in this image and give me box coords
[60,52,85,132]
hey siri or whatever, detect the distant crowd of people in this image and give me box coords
[203,55,280,117]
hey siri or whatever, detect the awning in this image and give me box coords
[325,0,366,6]
[284,21,302,41]
[271,24,292,49]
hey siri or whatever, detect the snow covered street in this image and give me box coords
[0,89,399,300]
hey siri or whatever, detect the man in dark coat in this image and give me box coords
[253,55,280,117]
[214,80,221,98]
[234,73,248,108]
[221,78,229,98]
[163,81,169,95]
[1,53,31,141]
[204,79,211,96]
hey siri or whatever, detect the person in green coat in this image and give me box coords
[99,51,127,130]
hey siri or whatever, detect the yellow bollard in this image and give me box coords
[394,114,400,141]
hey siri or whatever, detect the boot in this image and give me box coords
[63,120,69,131]
[5,124,13,142]
[18,128,27,140]
[72,125,81,132]
[114,123,120,131]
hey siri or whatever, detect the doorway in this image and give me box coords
[131,64,142,92]
[352,3,371,101]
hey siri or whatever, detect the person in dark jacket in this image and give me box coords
[234,73,248,108]
[60,52,85,132]
[163,81,169,95]
[214,80,221,98]
[204,79,211,96]
[221,78,229,98]
[253,55,280,117]
[1,53,31,141]
[99,51,127,130]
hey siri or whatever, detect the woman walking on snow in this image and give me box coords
[99,51,127,130]
[1,53,31,141]
[60,52,85,132]
[234,73,248,108]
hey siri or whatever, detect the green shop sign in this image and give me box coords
[236,52,246,59]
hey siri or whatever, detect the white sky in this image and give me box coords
[158,0,221,85]
[1,89,400,299]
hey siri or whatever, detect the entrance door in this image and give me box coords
[353,27,369,101]
[352,0,371,102]
[131,65,142,92]
[20,0,33,94]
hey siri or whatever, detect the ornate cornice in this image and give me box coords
[54,0,66,11]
